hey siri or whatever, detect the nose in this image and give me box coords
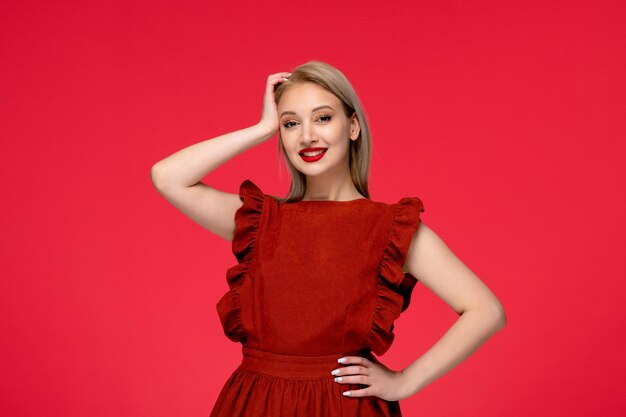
[300,121,317,145]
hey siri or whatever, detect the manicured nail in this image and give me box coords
[334,377,343,382]
[337,357,346,363]
[343,391,351,396]
[331,369,340,375]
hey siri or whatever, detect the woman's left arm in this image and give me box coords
[332,221,506,401]
[400,221,507,397]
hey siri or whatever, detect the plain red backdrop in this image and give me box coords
[1,0,625,416]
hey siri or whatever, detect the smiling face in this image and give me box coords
[278,82,359,179]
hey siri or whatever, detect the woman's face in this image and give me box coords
[278,82,359,178]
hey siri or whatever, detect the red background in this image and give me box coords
[2,1,625,416]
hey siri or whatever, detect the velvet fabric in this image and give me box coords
[211,179,425,417]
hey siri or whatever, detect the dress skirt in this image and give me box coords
[209,346,403,417]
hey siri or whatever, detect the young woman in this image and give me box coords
[151,61,506,417]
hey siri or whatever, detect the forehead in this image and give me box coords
[278,83,341,112]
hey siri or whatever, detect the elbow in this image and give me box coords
[475,295,507,327]
[150,162,169,190]
[491,303,507,329]
[466,300,507,329]
[482,296,507,328]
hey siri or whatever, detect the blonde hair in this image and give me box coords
[273,60,372,203]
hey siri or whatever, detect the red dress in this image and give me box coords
[210,179,425,417]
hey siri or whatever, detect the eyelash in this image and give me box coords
[282,114,333,129]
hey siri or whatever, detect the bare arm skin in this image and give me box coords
[400,222,507,397]
[150,124,274,241]
[150,72,291,241]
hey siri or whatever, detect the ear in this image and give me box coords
[350,112,360,141]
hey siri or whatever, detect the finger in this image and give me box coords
[267,72,292,82]
[333,374,370,385]
[267,77,287,85]
[341,385,373,398]
[267,76,290,87]
[337,356,372,367]
[331,364,369,376]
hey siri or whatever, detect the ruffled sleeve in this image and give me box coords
[365,197,425,356]
[216,179,265,343]
[230,179,265,268]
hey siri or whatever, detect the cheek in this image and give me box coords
[331,130,352,148]
[279,132,296,146]
[282,129,301,143]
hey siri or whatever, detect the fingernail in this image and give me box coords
[331,369,340,375]
[343,391,351,396]
[337,357,346,363]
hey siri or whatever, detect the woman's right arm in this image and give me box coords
[150,72,291,241]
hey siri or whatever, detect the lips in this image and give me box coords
[299,147,328,162]
[299,147,328,156]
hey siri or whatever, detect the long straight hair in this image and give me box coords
[272,61,372,203]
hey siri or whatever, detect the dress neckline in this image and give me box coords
[284,197,369,205]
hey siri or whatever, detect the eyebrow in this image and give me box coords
[280,105,335,118]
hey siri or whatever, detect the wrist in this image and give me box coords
[254,122,277,140]
[400,364,426,397]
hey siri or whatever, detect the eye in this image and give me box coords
[281,114,332,129]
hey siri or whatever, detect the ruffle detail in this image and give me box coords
[365,197,425,356]
[216,179,265,343]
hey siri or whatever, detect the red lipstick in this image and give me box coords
[299,147,328,163]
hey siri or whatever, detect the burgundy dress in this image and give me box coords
[210,179,425,417]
